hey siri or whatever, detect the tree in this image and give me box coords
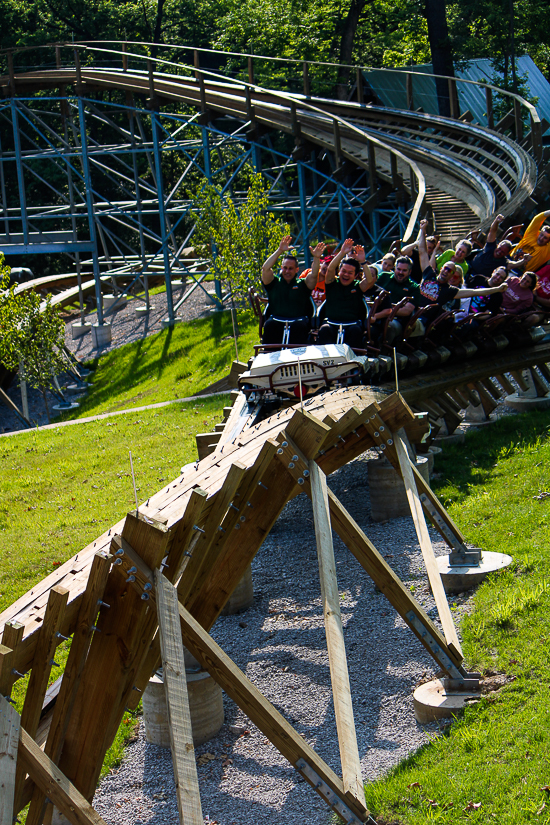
[424,0,455,116]
[191,171,290,312]
[0,259,67,423]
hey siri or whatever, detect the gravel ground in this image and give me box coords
[94,451,475,825]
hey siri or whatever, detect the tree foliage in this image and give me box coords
[0,256,67,419]
[191,172,290,309]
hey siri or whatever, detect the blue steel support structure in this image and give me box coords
[151,110,174,324]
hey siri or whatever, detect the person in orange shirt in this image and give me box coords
[299,250,336,306]
[512,211,550,272]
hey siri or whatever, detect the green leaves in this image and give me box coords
[0,255,66,395]
[191,171,290,308]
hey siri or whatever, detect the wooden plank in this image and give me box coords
[0,694,20,825]
[176,462,247,605]
[15,586,68,812]
[58,513,171,802]
[18,726,108,825]
[472,381,498,416]
[510,370,529,392]
[528,368,548,397]
[535,362,550,386]
[394,429,462,657]
[176,602,369,821]
[26,553,112,825]
[309,461,365,805]
[494,373,515,395]
[188,448,300,629]
[155,571,203,825]
[285,408,332,458]
[273,435,463,670]
[0,623,24,698]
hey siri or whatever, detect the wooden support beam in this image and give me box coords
[176,602,371,822]
[155,571,203,825]
[309,461,365,806]
[470,382,497,417]
[535,362,550,385]
[0,622,24,698]
[15,586,68,812]
[177,461,247,605]
[510,370,529,392]
[185,441,279,616]
[480,377,503,401]
[18,725,108,825]
[59,512,171,802]
[528,368,548,398]
[0,694,19,825]
[494,373,515,395]
[446,387,469,408]
[394,430,462,656]
[274,438,463,672]
[26,553,111,825]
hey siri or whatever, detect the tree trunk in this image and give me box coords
[336,0,368,100]
[424,0,455,117]
[151,0,166,59]
[42,387,51,424]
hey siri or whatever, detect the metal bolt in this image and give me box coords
[258,482,268,489]
[218,525,225,532]
[235,523,240,530]
[247,501,253,508]
[143,583,152,591]
[115,548,124,556]
[193,525,205,533]
[303,470,310,478]
[97,600,110,608]
[277,448,283,455]
[387,438,393,446]
[114,558,122,566]
[229,503,239,511]
[379,425,385,431]
[380,443,386,450]
[282,441,288,447]
[49,660,60,668]
[133,685,142,692]
[55,632,70,641]
[297,478,304,485]
[91,625,101,632]
[240,515,246,522]
[11,670,25,678]
[292,455,299,461]
[141,593,150,601]
[374,431,379,437]
[288,462,295,469]
[126,575,136,583]
[127,566,137,574]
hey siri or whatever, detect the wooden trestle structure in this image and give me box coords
[0,383,484,825]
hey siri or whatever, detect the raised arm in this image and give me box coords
[485,214,504,244]
[304,242,326,290]
[325,237,354,285]
[417,218,431,272]
[428,240,441,270]
[456,283,508,299]
[261,235,293,285]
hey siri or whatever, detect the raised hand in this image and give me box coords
[278,235,294,253]
[341,237,354,255]
[309,241,326,259]
[354,244,366,263]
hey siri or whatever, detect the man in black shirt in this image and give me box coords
[261,236,320,345]
[469,214,530,280]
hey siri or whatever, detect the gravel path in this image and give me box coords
[94,452,474,825]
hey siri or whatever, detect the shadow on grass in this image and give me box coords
[432,409,550,504]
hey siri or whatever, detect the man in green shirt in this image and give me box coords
[372,256,423,345]
[261,236,320,345]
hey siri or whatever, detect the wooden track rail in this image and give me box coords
[0,44,541,243]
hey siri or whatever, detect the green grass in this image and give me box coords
[0,395,226,614]
[364,410,550,825]
[63,310,257,419]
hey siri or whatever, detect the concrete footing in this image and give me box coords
[504,393,550,411]
[91,322,112,348]
[437,550,513,594]
[221,564,254,615]
[52,401,80,413]
[135,304,155,316]
[71,321,92,339]
[368,455,429,522]
[413,677,481,723]
[103,294,126,311]
[64,383,89,396]
[161,316,182,329]
[142,670,224,747]
[432,430,465,447]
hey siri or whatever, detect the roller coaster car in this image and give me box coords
[238,344,375,401]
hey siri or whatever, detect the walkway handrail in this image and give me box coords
[1,39,541,162]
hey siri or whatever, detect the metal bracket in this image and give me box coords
[419,494,481,565]
[295,758,374,825]
[405,611,465,683]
